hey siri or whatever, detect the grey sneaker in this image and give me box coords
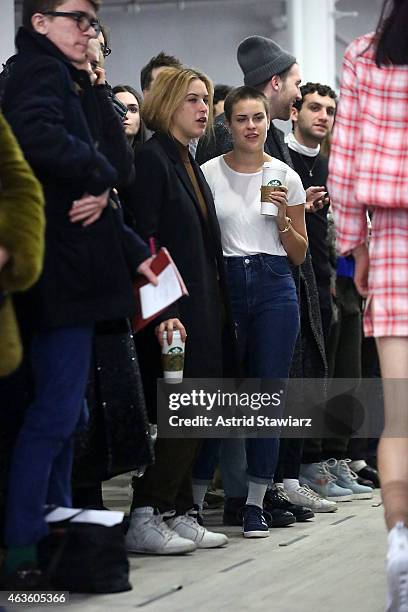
[126,507,196,555]
[167,509,228,548]
[299,461,333,497]
[327,458,374,500]
[300,460,353,502]
[323,460,354,502]
[285,484,338,513]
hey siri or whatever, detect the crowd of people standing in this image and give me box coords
[0,0,407,609]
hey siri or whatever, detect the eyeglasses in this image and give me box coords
[101,44,111,58]
[42,11,101,36]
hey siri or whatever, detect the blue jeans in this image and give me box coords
[194,254,299,485]
[5,326,93,546]
[193,438,248,497]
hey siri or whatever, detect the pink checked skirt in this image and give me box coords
[365,208,408,337]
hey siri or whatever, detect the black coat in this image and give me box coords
[2,28,149,330]
[131,133,238,413]
[196,116,327,380]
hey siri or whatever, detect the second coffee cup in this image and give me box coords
[162,329,185,384]
[260,162,287,216]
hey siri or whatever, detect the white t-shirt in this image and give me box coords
[201,155,305,257]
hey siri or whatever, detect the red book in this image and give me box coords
[132,247,188,333]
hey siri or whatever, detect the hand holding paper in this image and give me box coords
[132,248,188,332]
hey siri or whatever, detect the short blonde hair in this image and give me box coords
[142,67,214,134]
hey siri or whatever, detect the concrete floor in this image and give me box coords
[20,475,387,612]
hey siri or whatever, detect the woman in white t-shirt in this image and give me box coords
[198,87,307,538]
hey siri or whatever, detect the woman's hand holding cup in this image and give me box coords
[271,188,290,231]
[155,318,187,347]
[156,319,187,384]
[263,186,288,229]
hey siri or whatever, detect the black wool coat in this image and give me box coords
[132,133,238,413]
[2,28,149,331]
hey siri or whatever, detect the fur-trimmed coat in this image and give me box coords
[0,112,45,376]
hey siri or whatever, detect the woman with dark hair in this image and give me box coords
[112,85,147,152]
[198,86,308,538]
[125,67,238,555]
[113,85,148,233]
[328,1,408,608]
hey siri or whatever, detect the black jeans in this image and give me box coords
[132,438,202,514]
[303,277,363,463]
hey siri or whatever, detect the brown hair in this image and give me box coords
[224,86,269,122]
[374,0,408,66]
[23,0,101,29]
[112,84,147,148]
[142,67,214,135]
[140,51,183,92]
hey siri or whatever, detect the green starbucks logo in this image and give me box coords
[169,347,183,354]
[267,179,282,187]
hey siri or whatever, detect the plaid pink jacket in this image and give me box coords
[328,33,408,255]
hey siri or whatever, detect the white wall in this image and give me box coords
[98,0,286,90]
[98,0,385,92]
[335,0,384,85]
[1,0,15,66]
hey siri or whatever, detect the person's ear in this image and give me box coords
[291,107,299,123]
[270,75,281,92]
[31,13,49,35]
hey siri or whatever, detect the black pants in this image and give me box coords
[303,277,363,463]
[276,281,332,481]
[317,282,333,352]
[132,438,202,514]
[276,438,304,481]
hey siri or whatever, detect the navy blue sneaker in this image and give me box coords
[242,505,270,538]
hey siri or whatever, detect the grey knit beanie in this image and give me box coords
[237,36,296,87]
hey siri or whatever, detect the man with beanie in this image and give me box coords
[197,35,302,164]
[195,35,328,525]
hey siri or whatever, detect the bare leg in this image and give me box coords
[376,337,408,529]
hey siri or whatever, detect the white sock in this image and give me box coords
[283,478,300,492]
[246,481,268,509]
[349,460,367,472]
[192,483,209,511]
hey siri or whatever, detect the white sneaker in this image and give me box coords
[286,484,338,513]
[167,509,228,548]
[126,507,196,555]
[386,522,408,612]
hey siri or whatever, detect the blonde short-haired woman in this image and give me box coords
[126,67,238,555]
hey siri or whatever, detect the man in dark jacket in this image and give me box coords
[1,0,154,586]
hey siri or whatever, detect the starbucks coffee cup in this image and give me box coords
[162,330,185,384]
[260,163,287,216]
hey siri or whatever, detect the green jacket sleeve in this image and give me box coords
[0,111,45,292]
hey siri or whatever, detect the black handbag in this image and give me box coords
[39,509,132,594]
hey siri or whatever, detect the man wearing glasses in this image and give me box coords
[1,0,152,588]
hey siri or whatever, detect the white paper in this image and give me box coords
[140,263,183,319]
[46,507,124,527]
